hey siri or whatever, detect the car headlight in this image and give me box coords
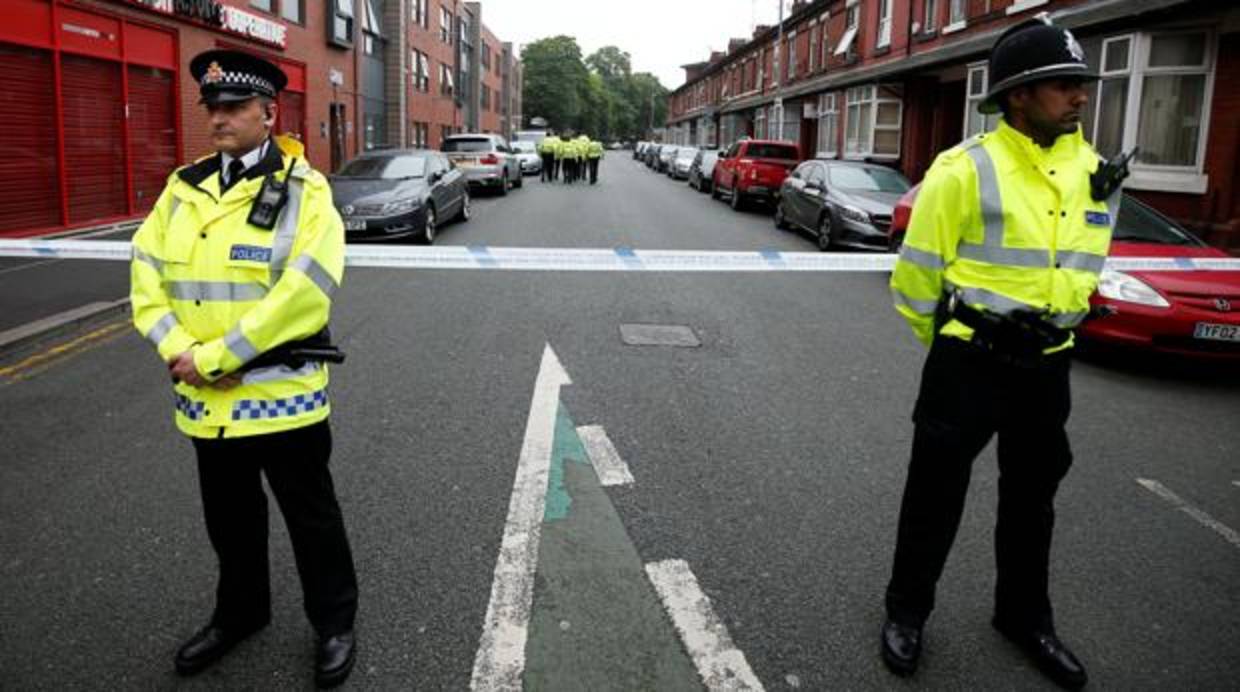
[839,205,870,224]
[381,198,419,214]
[1096,269,1170,308]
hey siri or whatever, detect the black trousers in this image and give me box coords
[885,338,1073,630]
[551,158,561,180]
[192,420,358,637]
[540,153,555,181]
[588,158,600,184]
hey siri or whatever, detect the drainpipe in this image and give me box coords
[774,0,785,140]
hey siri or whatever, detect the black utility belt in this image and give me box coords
[939,290,1070,363]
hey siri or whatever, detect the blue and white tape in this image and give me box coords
[2,239,1239,273]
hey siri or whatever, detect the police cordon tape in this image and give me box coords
[2,239,1239,273]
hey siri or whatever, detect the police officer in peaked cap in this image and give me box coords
[883,14,1119,690]
[130,48,359,687]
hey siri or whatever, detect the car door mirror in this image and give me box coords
[429,170,443,184]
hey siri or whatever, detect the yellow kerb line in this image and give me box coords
[0,322,128,380]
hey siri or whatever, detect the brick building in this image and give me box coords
[0,0,520,238]
[667,0,1240,251]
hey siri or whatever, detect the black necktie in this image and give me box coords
[223,159,246,192]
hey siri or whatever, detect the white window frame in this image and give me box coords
[440,7,452,43]
[1091,30,1215,193]
[844,84,902,159]
[877,0,892,49]
[836,1,860,58]
[963,62,999,137]
[817,92,839,157]
[820,12,831,66]
[944,0,967,34]
[809,22,819,73]
[1006,0,1049,15]
[755,106,767,140]
[787,31,797,82]
[923,0,938,33]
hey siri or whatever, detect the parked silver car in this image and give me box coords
[511,140,543,175]
[670,147,699,179]
[657,145,679,173]
[776,159,911,251]
[688,149,720,192]
[442,133,523,195]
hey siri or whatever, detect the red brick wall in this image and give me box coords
[410,0,462,149]
[73,0,357,174]
[480,25,502,135]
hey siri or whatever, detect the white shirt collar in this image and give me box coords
[221,139,270,184]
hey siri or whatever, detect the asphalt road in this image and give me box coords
[2,156,1238,690]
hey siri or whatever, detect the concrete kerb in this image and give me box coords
[0,298,131,363]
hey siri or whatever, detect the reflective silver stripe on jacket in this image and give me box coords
[166,281,267,301]
[892,287,939,316]
[965,145,1005,248]
[898,244,946,271]
[145,312,178,346]
[241,361,322,385]
[957,243,1049,268]
[133,248,164,274]
[268,178,303,286]
[1056,250,1107,273]
[291,254,338,297]
[948,283,1087,328]
[223,326,260,364]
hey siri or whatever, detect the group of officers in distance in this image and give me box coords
[536,132,605,185]
[128,10,1125,689]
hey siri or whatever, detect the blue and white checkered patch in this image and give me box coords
[174,393,207,421]
[230,244,272,262]
[1085,211,1111,227]
[231,389,328,421]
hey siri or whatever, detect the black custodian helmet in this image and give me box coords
[980,13,1097,114]
[189,49,288,105]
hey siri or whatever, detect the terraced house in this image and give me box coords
[666,0,1240,251]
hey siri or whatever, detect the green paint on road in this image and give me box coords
[544,401,588,522]
[525,401,702,691]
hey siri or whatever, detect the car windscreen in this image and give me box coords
[746,144,798,159]
[827,165,910,193]
[335,155,427,179]
[1113,197,1203,245]
[512,141,536,153]
[443,138,494,153]
[676,149,699,159]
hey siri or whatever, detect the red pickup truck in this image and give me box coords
[711,139,801,211]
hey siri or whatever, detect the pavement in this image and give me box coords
[1,156,1238,690]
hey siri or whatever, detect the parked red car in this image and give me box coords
[711,139,800,211]
[889,187,1240,359]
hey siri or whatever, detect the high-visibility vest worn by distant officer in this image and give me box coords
[539,136,560,156]
[130,135,344,439]
[587,140,604,159]
[890,119,1119,349]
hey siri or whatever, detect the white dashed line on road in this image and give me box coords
[576,425,635,486]
[645,559,765,691]
[1137,478,1240,552]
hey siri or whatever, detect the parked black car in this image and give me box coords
[688,149,720,192]
[775,159,911,251]
[331,150,469,245]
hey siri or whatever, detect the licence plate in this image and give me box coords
[344,219,367,231]
[749,186,768,194]
[1193,322,1240,342]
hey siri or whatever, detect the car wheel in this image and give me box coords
[498,177,509,196]
[420,205,437,245]
[774,203,790,230]
[515,170,524,189]
[817,214,833,251]
[711,181,721,200]
[730,186,744,211]
[457,191,471,223]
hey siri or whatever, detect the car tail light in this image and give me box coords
[892,203,911,234]
[480,154,500,165]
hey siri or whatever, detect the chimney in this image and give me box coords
[728,37,748,54]
[791,0,808,13]
[752,25,771,40]
[710,51,725,64]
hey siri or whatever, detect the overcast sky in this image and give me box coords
[480,0,792,90]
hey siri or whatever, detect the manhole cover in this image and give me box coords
[619,324,701,348]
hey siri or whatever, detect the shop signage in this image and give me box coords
[119,0,287,48]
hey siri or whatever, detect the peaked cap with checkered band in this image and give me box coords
[190,49,288,105]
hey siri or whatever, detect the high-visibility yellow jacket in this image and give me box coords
[130,135,345,439]
[891,119,1119,349]
[586,140,604,159]
[539,135,561,156]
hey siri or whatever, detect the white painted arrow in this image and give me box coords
[471,344,572,691]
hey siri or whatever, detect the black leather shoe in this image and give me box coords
[315,631,357,689]
[174,622,267,676]
[993,617,1088,690]
[880,619,922,676]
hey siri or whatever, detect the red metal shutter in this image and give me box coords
[127,65,176,214]
[0,43,60,233]
[61,53,127,224]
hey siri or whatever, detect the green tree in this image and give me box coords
[521,36,589,131]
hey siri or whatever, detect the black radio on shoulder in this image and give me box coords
[1090,147,1137,202]
[248,157,297,230]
